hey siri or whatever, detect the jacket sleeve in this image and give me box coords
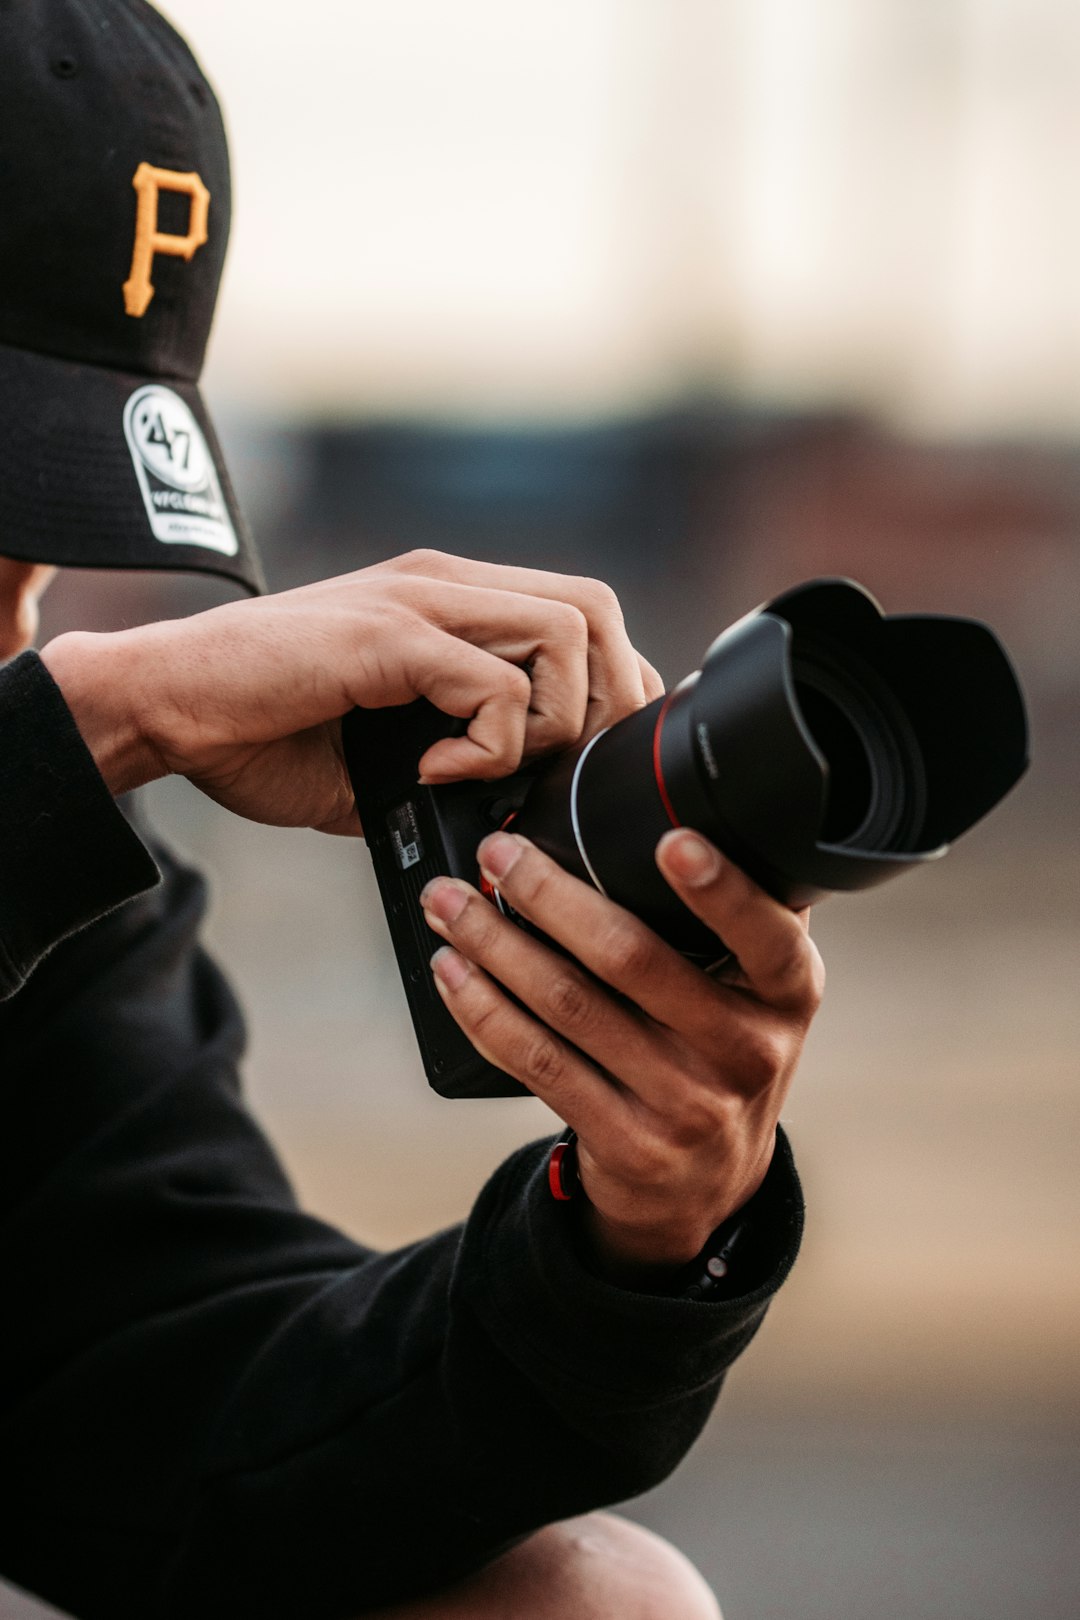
[162,1130,801,1619]
[0,676,804,1620]
[0,649,160,997]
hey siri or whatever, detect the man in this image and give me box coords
[0,4,819,1616]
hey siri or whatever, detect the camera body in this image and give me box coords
[342,578,1028,1101]
[343,698,537,1096]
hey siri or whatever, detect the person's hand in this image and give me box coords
[419,827,823,1281]
[41,550,662,834]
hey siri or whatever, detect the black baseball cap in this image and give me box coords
[0,0,265,595]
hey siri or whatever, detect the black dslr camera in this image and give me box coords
[341,578,1028,1100]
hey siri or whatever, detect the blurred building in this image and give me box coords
[158,0,1080,438]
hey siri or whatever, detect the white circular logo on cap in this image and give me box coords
[122,384,238,556]
[127,387,211,491]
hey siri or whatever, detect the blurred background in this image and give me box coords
[5,1,1079,1616]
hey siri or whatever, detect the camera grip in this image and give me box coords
[343,701,533,1098]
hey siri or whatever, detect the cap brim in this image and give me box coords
[0,340,265,596]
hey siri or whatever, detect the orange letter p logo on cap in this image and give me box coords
[123,162,210,318]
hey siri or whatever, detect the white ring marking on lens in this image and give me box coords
[569,727,610,897]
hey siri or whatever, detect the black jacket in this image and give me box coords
[0,649,804,1620]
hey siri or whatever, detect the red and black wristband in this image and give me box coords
[547,1127,579,1202]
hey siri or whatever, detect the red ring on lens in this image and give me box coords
[652,693,682,830]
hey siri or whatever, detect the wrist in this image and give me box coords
[576,1200,759,1300]
[560,1132,776,1290]
[41,630,165,797]
[576,1202,718,1288]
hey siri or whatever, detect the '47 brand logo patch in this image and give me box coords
[123,385,238,556]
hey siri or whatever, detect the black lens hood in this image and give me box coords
[655,579,1028,907]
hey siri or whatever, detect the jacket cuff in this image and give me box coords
[0,650,160,997]
[461,1126,804,1410]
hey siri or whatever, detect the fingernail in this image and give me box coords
[479,831,523,881]
[431,946,470,990]
[420,879,469,925]
[658,829,721,887]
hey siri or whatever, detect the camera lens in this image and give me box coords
[511,578,1027,957]
[791,639,927,852]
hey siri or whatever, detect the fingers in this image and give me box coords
[386,551,652,737]
[474,828,822,1024]
[411,630,532,780]
[420,873,680,1108]
[471,831,727,1038]
[637,651,666,704]
[655,830,825,1016]
[407,580,590,769]
[426,941,628,1132]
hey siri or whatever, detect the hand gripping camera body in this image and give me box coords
[342,578,1028,1099]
